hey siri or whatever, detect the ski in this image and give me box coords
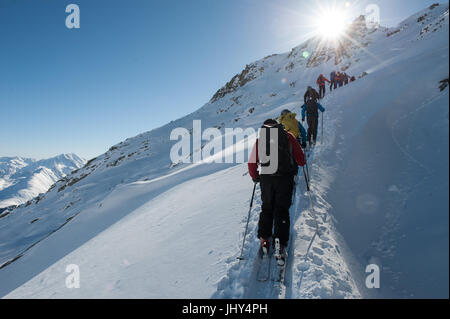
[256,246,271,282]
[275,256,287,284]
[273,251,288,297]
[273,238,288,297]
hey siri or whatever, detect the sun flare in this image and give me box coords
[315,8,349,40]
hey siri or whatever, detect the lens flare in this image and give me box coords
[316,9,348,39]
[312,5,350,40]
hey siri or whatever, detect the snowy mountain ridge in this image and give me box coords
[210,14,375,103]
[0,154,85,209]
[0,3,448,299]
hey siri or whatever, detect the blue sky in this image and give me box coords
[0,0,440,159]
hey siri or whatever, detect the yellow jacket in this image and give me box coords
[278,112,300,138]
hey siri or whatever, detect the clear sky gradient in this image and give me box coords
[0,0,440,159]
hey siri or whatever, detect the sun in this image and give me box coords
[315,8,349,40]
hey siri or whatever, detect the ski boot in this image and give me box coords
[274,238,287,266]
[261,238,270,255]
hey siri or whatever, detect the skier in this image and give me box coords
[278,109,307,149]
[316,74,330,99]
[337,72,344,87]
[301,99,325,147]
[304,86,319,104]
[330,70,336,92]
[344,72,349,85]
[248,119,306,266]
[350,75,356,82]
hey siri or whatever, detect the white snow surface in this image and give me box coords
[1,4,448,298]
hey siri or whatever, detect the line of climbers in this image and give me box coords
[247,86,326,265]
[316,71,356,99]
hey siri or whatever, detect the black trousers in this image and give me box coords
[318,85,326,98]
[330,80,336,91]
[307,116,319,144]
[258,175,295,247]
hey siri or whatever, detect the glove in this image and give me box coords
[302,119,305,122]
[252,176,260,184]
[301,142,307,149]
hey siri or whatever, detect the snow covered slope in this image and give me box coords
[1,3,448,299]
[0,154,85,209]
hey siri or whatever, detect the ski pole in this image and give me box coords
[305,159,310,184]
[237,183,257,261]
[302,166,310,192]
[303,165,321,236]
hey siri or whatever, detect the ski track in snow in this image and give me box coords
[390,94,441,177]
[214,95,361,299]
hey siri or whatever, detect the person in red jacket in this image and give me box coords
[316,74,330,99]
[248,119,306,266]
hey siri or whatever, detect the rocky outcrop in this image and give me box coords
[210,63,263,103]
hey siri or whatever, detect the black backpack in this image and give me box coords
[305,88,318,103]
[306,100,319,117]
[259,124,297,176]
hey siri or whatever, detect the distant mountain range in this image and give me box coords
[0,154,85,209]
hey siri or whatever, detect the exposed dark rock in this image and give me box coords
[359,71,368,79]
[429,3,439,10]
[210,63,262,103]
[387,29,401,37]
[84,157,97,168]
[439,78,449,91]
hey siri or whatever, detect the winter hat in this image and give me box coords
[263,119,277,126]
[280,109,291,116]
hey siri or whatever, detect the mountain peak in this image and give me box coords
[0,153,86,208]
